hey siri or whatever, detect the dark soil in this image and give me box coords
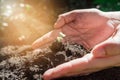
[0,41,120,80]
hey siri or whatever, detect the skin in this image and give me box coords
[32,9,120,80]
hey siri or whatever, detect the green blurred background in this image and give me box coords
[0,0,120,48]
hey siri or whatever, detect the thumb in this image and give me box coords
[54,11,76,29]
[92,25,120,57]
[92,42,120,57]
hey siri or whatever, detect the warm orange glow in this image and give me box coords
[0,0,62,46]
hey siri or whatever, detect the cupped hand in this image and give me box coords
[32,9,120,56]
[43,25,120,80]
[32,9,116,49]
[42,24,120,80]
[54,9,115,49]
[31,9,120,80]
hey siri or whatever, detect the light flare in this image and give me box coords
[1,0,57,45]
[18,35,26,41]
[3,5,13,17]
[2,22,8,27]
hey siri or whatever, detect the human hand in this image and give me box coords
[42,24,120,80]
[43,53,120,80]
[32,9,116,49]
[32,8,120,56]
[43,29,120,79]
[42,25,120,80]
[32,9,120,80]
[54,8,116,50]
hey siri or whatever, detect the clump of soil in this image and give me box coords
[0,41,120,80]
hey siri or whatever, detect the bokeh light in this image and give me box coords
[0,0,67,47]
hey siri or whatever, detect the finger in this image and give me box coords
[43,63,72,80]
[54,11,76,29]
[115,64,120,67]
[71,53,120,77]
[32,29,61,49]
[92,25,120,57]
[43,54,93,80]
[43,53,120,80]
[69,53,120,76]
[92,42,120,57]
[66,68,102,77]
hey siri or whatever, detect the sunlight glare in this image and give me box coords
[18,35,26,41]
[3,5,13,17]
[2,22,8,27]
[20,3,25,8]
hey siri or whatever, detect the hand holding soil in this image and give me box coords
[32,9,120,80]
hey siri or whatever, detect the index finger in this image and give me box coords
[32,29,61,49]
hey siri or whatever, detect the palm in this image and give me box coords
[61,11,114,49]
